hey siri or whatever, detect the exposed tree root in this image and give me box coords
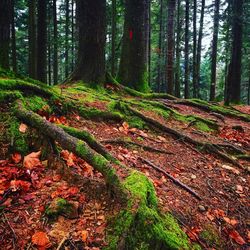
[14,100,191,250]
[122,104,244,169]
[139,157,202,200]
[101,138,174,155]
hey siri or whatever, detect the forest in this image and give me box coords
[0,0,249,249]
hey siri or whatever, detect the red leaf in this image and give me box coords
[23,151,42,169]
[11,153,22,164]
[229,230,246,245]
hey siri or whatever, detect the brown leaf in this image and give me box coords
[11,153,22,164]
[10,180,31,192]
[81,230,88,242]
[23,151,42,169]
[32,231,50,248]
[228,230,246,245]
[19,123,28,133]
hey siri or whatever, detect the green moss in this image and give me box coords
[8,117,29,154]
[200,225,222,249]
[106,171,190,250]
[24,96,51,112]
[0,90,23,103]
[45,198,73,219]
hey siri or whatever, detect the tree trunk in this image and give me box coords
[227,0,243,103]
[157,0,163,93]
[71,0,106,85]
[28,0,37,78]
[147,0,151,86]
[71,0,75,72]
[37,0,47,83]
[118,0,149,92]
[11,0,17,72]
[166,0,176,95]
[192,0,197,97]
[184,0,190,98]
[111,0,116,77]
[210,0,220,101]
[65,0,70,78]
[196,0,205,98]
[53,0,58,84]
[47,1,52,86]
[175,0,181,98]
[0,0,11,69]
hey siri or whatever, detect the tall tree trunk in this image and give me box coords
[227,0,243,103]
[71,0,75,72]
[184,0,190,98]
[192,0,197,97]
[118,0,149,92]
[28,0,37,78]
[157,0,163,93]
[11,0,17,72]
[65,0,70,78]
[71,0,106,84]
[53,0,58,84]
[111,0,116,76]
[175,0,181,98]
[210,0,220,101]
[37,0,47,83]
[148,0,151,86]
[166,0,176,95]
[196,0,205,98]
[0,0,11,69]
[47,1,52,86]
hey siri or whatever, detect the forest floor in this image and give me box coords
[0,77,250,250]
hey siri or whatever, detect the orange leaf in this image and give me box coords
[10,180,31,191]
[32,231,50,248]
[81,230,88,242]
[23,151,42,169]
[11,153,22,164]
[19,123,28,133]
[229,230,246,245]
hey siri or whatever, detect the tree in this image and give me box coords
[118,0,149,92]
[157,0,163,93]
[184,0,190,98]
[196,0,205,98]
[71,0,106,84]
[53,0,58,84]
[192,0,197,97]
[37,0,47,83]
[227,0,243,103]
[11,0,17,72]
[0,0,12,69]
[28,0,37,78]
[65,0,70,78]
[111,0,117,76]
[210,0,220,101]
[166,0,176,95]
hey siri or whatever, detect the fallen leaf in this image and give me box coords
[10,180,31,192]
[221,165,240,175]
[23,151,42,169]
[81,230,88,242]
[223,217,238,226]
[228,230,246,245]
[19,123,28,133]
[32,231,50,248]
[236,185,243,193]
[11,153,22,164]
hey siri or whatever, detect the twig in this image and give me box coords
[139,157,202,200]
[56,236,68,250]
[101,139,174,155]
[3,213,17,241]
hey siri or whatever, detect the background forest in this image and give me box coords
[0,0,250,103]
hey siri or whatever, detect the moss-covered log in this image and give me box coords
[14,100,191,250]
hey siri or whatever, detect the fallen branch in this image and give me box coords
[139,157,202,200]
[101,139,174,155]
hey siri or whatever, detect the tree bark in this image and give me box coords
[28,0,37,78]
[184,0,190,98]
[196,0,205,98]
[65,0,70,78]
[0,0,11,69]
[210,0,220,101]
[37,0,47,83]
[227,0,243,103]
[53,0,58,84]
[111,0,117,77]
[192,0,197,97]
[118,0,149,92]
[166,0,176,95]
[175,0,181,98]
[157,0,163,93]
[11,0,17,73]
[71,0,106,85]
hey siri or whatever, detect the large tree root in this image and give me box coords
[167,99,250,122]
[14,101,191,250]
[123,104,244,169]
